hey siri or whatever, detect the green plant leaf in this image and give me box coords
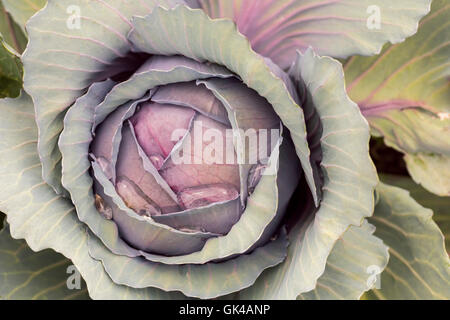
[1,0,46,33]
[0,2,27,53]
[404,153,450,196]
[0,36,22,98]
[239,49,378,299]
[298,220,389,300]
[0,224,89,300]
[380,174,449,254]
[0,92,186,300]
[365,182,450,299]
[344,0,450,196]
[193,0,431,69]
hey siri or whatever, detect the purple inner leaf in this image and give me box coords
[130,102,196,169]
[159,114,241,193]
[178,183,239,210]
[115,125,180,214]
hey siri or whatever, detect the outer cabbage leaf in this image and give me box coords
[299,220,389,300]
[88,228,288,299]
[0,224,89,300]
[0,36,22,98]
[22,0,187,196]
[192,0,431,69]
[404,153,450,196]
[365,183,450,299]
[0,92,186,300]
[344,0,450,196]
[239,49,378,299]
[1,0,46,33]
[0,2,27,53]
[380,174,449,255]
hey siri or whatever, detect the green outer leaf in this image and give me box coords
[0,36,23,98]
[0,92,186,299]
[380,174,449,255]
[0,224,89,300]
[2,0,46,33]
[344,0,450,196]
[59,79,143,259]
[0,2,27,53]
[404,153,450,197]
[239,49,378,299]
[196,0,432,69]
[299,220,389,300]
[21,0,182,196]
[128,4,319,206]
[88,228,288,299]
[365,183,450,299]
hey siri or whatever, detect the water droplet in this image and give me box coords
[149,154,164,170]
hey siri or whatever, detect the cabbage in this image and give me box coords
[0,0,448,300]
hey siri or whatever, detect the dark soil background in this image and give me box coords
[370,137,408,176]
